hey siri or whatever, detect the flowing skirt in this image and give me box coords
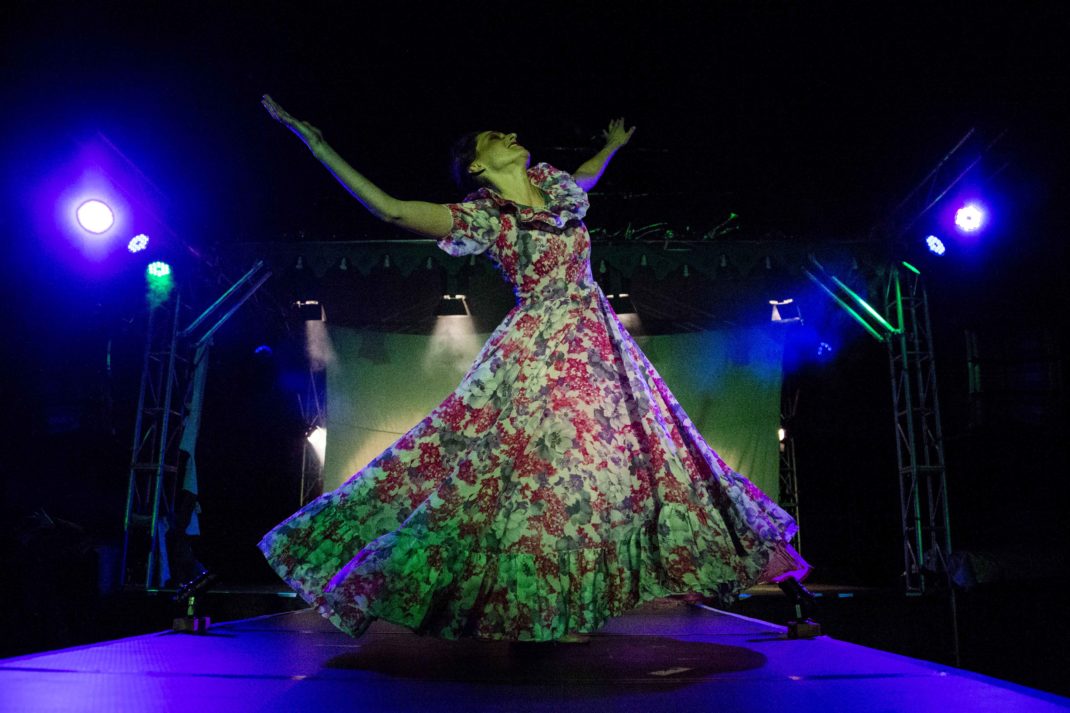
[258,284,809,641]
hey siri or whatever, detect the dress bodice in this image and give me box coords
[438,163,596,304]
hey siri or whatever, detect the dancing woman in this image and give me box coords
[257,95,809,643]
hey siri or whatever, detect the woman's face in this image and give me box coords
[470,131,529,176]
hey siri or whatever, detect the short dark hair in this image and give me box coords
[449,131,486,194]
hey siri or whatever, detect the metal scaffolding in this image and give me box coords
[121,291,187,590]
[298,356,327,508]
[884,265,953,594]
[778,386,803,555]
[121,262,271,591]
[806,258,959,663]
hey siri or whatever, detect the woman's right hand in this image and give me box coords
[261,94,327,155]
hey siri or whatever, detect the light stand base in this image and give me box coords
[172,615,212,633]
[787,618,822,639]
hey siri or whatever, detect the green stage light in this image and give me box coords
[145,261,175,309]
[147,261,172,278]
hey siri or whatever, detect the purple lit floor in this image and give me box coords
[1,600,1067,712]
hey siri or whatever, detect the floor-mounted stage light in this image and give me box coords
[76,199,114,234]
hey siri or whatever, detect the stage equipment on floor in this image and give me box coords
[778,577,821,638]
[171,569,217,633]
[122,260,272,591]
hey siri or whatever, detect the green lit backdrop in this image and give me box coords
[321,325,785,498]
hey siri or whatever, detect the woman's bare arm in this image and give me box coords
[261,95,452,238]
[573,117,636,192]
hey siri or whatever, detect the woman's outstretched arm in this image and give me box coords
[573,117,636,192]
[261,95,452,238]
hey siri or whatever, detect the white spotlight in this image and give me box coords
[307,426,327,464]
[76,199,115,234]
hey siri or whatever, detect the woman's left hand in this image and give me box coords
[602,117,636,149]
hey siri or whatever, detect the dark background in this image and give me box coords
[1,0,1067,689]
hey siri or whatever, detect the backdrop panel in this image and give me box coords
[323,324,785,499]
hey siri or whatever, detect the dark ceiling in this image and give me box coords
[4,3,1067,245]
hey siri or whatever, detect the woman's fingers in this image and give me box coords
[601,117,635,147]
[261,94,295,125]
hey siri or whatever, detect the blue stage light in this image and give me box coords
[926,235,946,255]
[147,261,171,278]
[76,199,114,234]
[128,234,150,253]
[817,341,834,358]
[954,203,985,233]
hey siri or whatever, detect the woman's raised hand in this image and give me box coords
[262,94,326,154]
[602,117,636,149]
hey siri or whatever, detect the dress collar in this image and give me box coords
[464,162,589,228]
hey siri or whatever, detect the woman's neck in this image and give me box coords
[488,165,544,207]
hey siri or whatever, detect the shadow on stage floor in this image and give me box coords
[2,598,1068,712]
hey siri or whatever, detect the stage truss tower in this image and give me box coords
[884,265,953,594]
[121,262,271,590]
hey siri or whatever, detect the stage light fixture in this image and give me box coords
[147,261,172,278]
[817,341,834,358]
[435,294,469,317]
[145,260,175,308]
[770,299,802,324]
[295,300,323,321]
[954,203,985,233]
[306,426,327,464]
[128,234,150,253]
[926,235,946,256]
[76,199,114,234]
[607,293,637,315]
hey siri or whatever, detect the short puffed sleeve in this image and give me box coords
[436,198,502,256]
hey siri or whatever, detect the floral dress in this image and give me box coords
[258,163,809,641]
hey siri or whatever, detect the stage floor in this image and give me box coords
[1,599,1067,712]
